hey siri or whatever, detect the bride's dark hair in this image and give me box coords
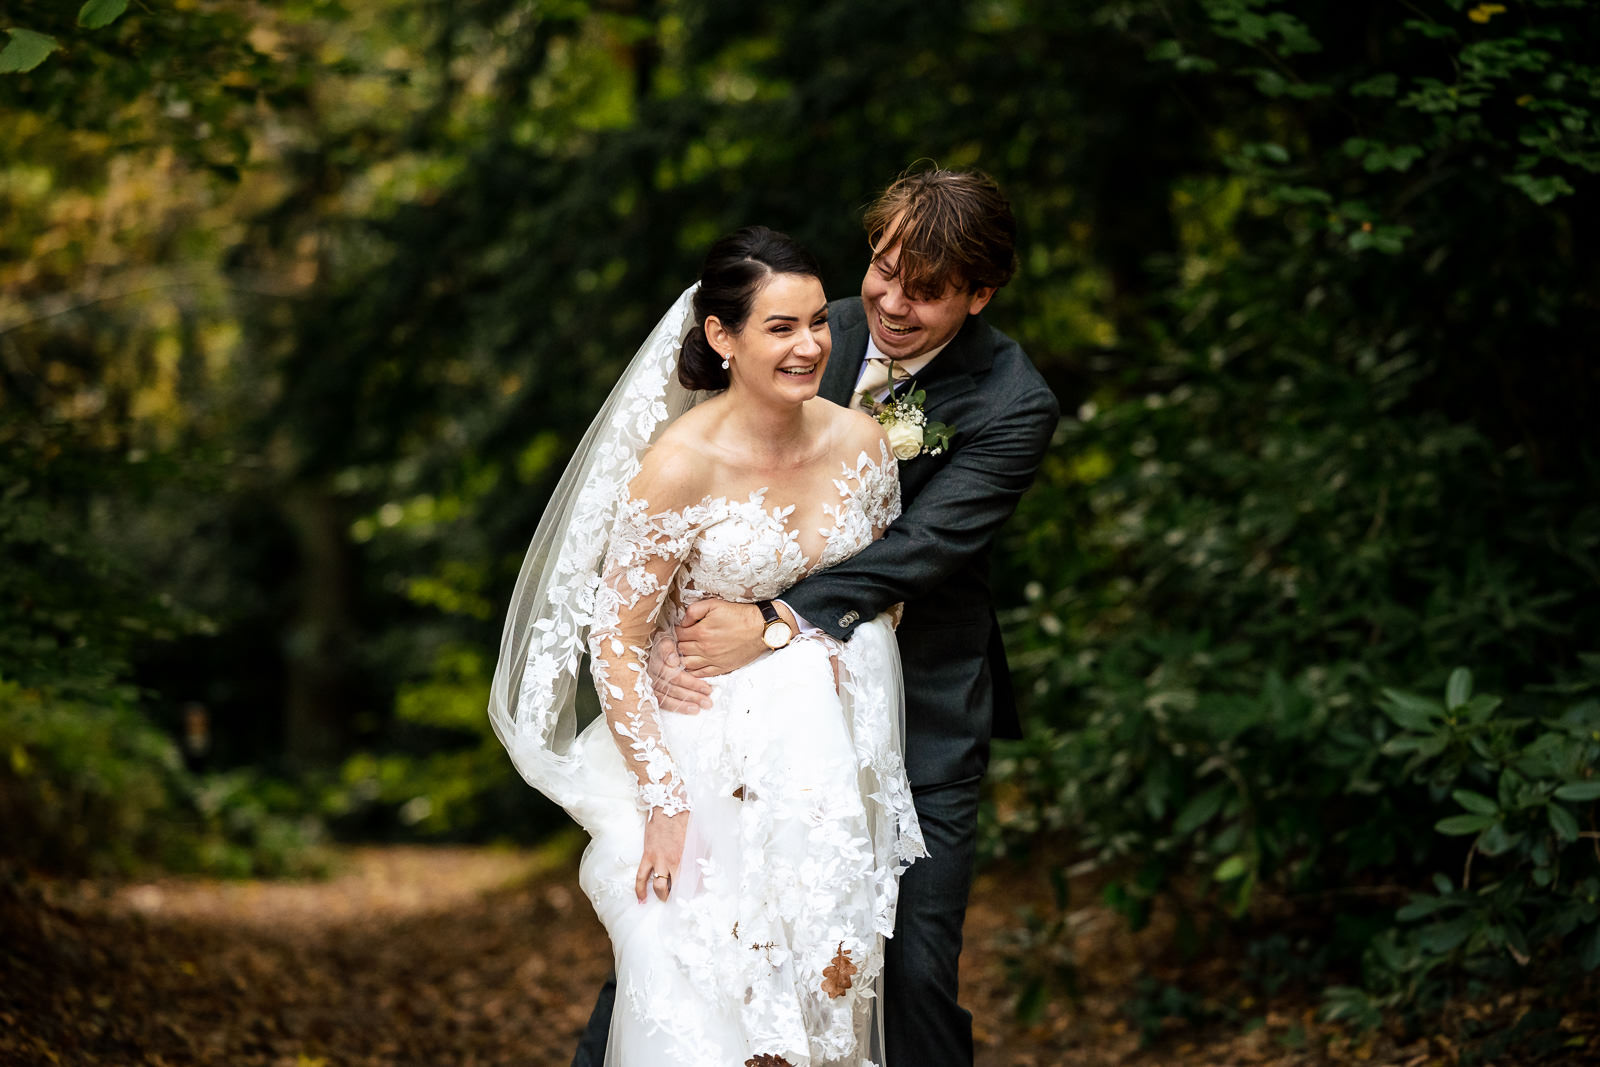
[678,226,823,391]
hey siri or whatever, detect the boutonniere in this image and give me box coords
[858,382,955,461]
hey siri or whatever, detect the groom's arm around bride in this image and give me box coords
[775,171,1058,1067]
[577,167,1058,1067]
[676,168,1058,793]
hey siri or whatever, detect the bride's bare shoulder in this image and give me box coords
[821,400,890,461]
[634,418,718,508]
[653,399,730,460]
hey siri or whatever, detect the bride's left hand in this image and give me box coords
[675,600,770,676]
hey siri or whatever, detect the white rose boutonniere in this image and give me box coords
[885,419,923,461]
[858,382,955,461]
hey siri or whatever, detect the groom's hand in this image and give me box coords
[647,635,713,712]
[676,599,770,677]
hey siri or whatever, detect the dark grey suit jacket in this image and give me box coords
[783,297,1059,789]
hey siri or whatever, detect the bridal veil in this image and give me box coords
[486,284,701,820]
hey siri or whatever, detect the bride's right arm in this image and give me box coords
[587,447,703,817]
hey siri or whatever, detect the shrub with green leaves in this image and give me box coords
[993,355,1596,1027]
[1321,669,1600,1027]
[0,680,173,875]
[323,644,565,843]
[987,0,1598,1031]
[0,679,327,878]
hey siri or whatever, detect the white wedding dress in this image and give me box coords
[488,286,922,1066]
[572,440,921,1066]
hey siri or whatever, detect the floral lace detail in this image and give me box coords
[677,491,810,605]
[573,438,917,1065]
[587,498,710,816]
[586,440,900,816]
[816,442,900,572]
[603,625,920,1066]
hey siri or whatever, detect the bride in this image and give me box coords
[488,227,925,1066]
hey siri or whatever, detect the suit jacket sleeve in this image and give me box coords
[781,378,1059,640]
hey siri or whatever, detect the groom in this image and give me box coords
[573,168,1059,1066]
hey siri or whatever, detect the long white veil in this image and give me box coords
[486,284,700,815]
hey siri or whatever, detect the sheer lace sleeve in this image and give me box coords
[587,494,701,816]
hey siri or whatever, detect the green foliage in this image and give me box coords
[0,440,197,697]
[1123,978,1225,1047]
[1321,670,1600,1025]
[997,325,1593,903]
[324,645,564,843]
[1152,0,1600,215]
[0,679,170,874]
[997,865,1078,1024]
[76,1,129,32]
[0,679,326,878]
[2,0,1595,1042]
[0,29,57,74]
[0,0,130,75]
[990,0,1598,1036]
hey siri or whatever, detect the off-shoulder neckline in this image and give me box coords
[623,440,894,519]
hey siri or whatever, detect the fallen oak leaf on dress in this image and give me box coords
[745,1055,794,1067]
[820,942,856,998]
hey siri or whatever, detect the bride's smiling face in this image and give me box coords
[707,272,831,403]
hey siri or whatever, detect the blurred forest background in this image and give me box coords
[3,0,1598,1056]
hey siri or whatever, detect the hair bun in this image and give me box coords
[677,324,729,391]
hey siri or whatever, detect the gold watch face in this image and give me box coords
[763,621,793,649]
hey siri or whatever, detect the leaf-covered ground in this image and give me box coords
[2,844,1594,1065]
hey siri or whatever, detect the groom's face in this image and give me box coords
[860,217,995,361]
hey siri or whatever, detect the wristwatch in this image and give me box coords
[756,600,793,650]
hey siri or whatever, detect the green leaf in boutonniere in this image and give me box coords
[862,376,957,459]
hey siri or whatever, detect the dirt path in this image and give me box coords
[3,844,1591,1065]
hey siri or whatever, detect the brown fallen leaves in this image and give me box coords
[7,845,1595,1066]
[743,1055,794,1067]
[820,941,856,999]
[0,845,611,1066]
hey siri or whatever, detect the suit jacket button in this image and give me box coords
[838,610,860,627]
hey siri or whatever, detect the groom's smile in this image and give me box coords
[860,214,995,361]
[877,311,918,339]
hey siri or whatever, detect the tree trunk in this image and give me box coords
[280,485,355,767]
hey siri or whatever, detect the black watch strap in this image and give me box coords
[756,599,781,626]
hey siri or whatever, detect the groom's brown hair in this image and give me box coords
[864,166,1018,301]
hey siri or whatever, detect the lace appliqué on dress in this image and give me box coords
[563,439,922,1067]
[586,440,902,817]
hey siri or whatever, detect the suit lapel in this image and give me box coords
[821,305,870,406]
